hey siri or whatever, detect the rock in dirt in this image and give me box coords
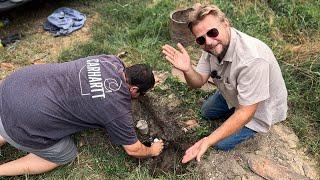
[0,62,14,70]
[247,154,309,180]
[153,71,169,87]
[303,164,318,179]
[183,119,199,130]
[197,124,319,180]
[32,59,46,65]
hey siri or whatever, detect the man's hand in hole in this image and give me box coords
[150,139,164,156]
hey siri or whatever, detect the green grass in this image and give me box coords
[0,0,319,178]
[59,0,175,72]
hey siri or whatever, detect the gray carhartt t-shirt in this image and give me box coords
[0,55,137,149]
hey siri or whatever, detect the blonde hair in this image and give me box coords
[188,4,230,32]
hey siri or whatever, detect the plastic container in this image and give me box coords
[169,8,194,47]
[136,120,149,135]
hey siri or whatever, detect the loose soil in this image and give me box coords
[131,85,318,179]
[131,91,195,176]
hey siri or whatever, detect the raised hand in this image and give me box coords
[162,43,192,72]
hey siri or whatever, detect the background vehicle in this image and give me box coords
[0,0,32,12]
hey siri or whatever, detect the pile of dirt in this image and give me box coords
[197,124,318,179]
[131,74,318,179]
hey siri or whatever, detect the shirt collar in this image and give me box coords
[221,27,237,63]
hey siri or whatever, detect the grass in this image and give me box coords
[0,0,319,178]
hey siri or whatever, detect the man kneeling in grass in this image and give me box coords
[162,3,287,163]
[0,54,164,176]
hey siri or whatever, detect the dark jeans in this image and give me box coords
[201,91,256,151]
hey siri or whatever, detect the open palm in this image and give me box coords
[182,137,209,163]
[162,43,191,72]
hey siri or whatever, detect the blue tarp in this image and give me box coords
[43,7,86,36]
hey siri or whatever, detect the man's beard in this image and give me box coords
[205,43,229,61]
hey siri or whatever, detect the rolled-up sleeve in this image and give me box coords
[196,51,211,74]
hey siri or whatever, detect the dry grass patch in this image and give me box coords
[0,13,98,64]
[0,2,99,80]
[284,35,320,63]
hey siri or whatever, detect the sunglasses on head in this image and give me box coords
[195,28,219,45]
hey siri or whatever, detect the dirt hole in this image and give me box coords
[131,95,194,176]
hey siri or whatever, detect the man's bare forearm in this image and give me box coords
[129,144,153,158]
[183,67,207,88]
[123,140,153,158]
[123,139,164,158]
[206,104,258,146]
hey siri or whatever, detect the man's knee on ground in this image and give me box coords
[21,154,61,175]
[214,141,235,151]
[200,104,213,120]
